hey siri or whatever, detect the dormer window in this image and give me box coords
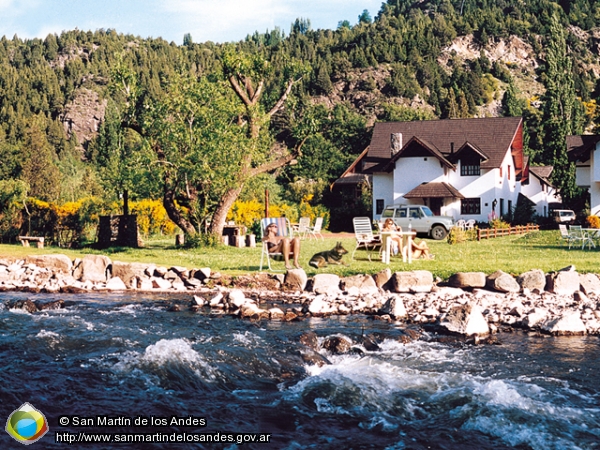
[460,156,480,176]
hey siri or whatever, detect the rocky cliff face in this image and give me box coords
[61,87,107,150]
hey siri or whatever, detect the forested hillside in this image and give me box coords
[1,0,599,241]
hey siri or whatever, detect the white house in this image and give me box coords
[568,134,600,215]
[521,164,560,218]
[337,117,557,223]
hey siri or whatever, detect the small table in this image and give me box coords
[380,231,416,264]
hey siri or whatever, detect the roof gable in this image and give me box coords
[383,136,454,171]
[567,134,600,162]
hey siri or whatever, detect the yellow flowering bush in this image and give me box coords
[586,215,600,229]
[131,199,177,237]
[227,199,264,227]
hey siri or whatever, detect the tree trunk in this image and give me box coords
[163,186,196,236]
[208,184,244,237]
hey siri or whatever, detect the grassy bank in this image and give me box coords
[0,230,597,280]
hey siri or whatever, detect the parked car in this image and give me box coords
[552,209,576,224]
[380,204,454,240]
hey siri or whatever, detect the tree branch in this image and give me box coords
[267,78,298,118]
[248,136,307,178]
[228,75,252,106]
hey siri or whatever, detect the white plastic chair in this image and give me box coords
[455,219,466,231]
[293,217,311,239]
[465,219,476,230]
[352,217,381,261]
[306,217,324,240]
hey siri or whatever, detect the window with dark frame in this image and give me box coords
[376,199,384,215]
[460,157,480,176]
[461,198,481,215]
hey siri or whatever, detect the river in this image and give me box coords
[1,291,598,449]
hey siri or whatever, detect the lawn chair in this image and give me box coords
[455,219,466,231]
[568,225,594,250]
[259,217,294,271]
[465,219,476,230]
[352,217,381,261]
[306,216,324,240]
[293,217,311,239]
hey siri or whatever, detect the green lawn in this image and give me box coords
[1,230,597,281]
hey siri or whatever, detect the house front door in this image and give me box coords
[430,198,442,216]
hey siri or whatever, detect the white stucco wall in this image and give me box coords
[393,157,445,200]
[521,177,559,217]
[371,149,544,224]
[372,173,394,220]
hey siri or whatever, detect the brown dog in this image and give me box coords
[308,242,348,268]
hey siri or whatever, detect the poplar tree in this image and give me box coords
[541,13,583,204]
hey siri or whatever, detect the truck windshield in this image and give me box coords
[422,206,434,217]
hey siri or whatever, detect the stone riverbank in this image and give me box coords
[2,254,600,337]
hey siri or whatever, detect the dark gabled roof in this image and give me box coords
[529,165,552,180]
[383,136,455,171]
[332,173,371,186]
[331,146,371,189]
[366,117,523,171]
[447,141,489,163]
[403,182,465,199]
[567,135,600,162]
[529,165,554,188]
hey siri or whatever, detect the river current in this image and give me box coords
[0,291,599,449]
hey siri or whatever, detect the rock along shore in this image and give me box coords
[2,254,600,338]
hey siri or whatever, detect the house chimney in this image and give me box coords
[391,133,402,155]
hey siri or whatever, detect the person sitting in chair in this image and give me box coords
[264,223,301,269]
[381,218,433,260]
[381,218,404,256]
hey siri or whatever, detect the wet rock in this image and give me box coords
[34,299,65,310]
[439,303,489,336]
[7,299,38,313]
[486,270,520,293]
[299,348,330,366]
[75,255,111,283]
[105,277,127,290]
[359,334,380,351]
[448,272,486,289]
[321,335,353,354]
[379,296,407,319]
[522,307,549,328]
[541,311,586,335]
[299,331,319,350]
[517,269,546,291]
[284,268,308,291]
[269,307,285,319]
[152,277,172,290]
[227,290,245,308]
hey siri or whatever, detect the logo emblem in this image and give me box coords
[5,403,49,445]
